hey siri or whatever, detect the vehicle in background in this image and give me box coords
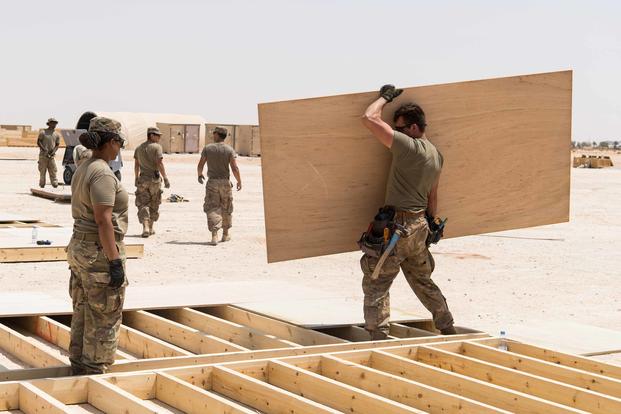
[61,111,123,184]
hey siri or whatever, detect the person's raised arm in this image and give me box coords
[361,84,403,148]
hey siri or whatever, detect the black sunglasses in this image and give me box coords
[112,137,126,149]
[395,124,411,133]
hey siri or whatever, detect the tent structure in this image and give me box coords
[91,111,207,150]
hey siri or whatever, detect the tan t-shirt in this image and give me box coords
[385,131,443,212]
[71,158,129,236]
[73,145,92,167]
[201,142,236,179]
[37,129,60,156]
[133,141,163,178]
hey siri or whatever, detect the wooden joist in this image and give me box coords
[0,243,144,263]
[3,335,620,413]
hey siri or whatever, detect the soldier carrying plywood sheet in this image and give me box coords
[358,84,456,339]
[258,71,572,263]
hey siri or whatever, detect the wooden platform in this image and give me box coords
[3,331,621,413]
[0,227,143,263]
[30,187,72,202]
[259,71,572,262]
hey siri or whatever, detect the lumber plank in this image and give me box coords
[370,350,584,413]
[415,345,621,414]
[319,354,507,413]
[105,373,157,400]
[18,382,69,414]
[0,383,19,411]
[212,365,340,413]
[389,323,436,338]
[457,341,621,398]
[258,70,572,262]
[0,323,67,368]
[474,338,621,380]
[205,305,346,345]
[155,372,255,414]
[118,324,192,358]
[87,377,157,414]
[267,359,424,413]
[0,244,143,263]
[157,307,299,350]
[122,310,247,354]
[29,377,89,405]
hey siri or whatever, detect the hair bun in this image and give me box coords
[79,131,101,149]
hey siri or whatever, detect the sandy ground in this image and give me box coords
[0,147,620,353]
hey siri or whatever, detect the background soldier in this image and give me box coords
[66,116,128,375]
[36,117,61,187]
[359,85,456,339]
[197,127,242,245]
[133,127,170,237]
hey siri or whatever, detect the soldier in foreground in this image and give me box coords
[359,85,456,339]
[66,117,128,375]
[36,117,61,187]
[134,127,170,237]
[197,127,242,245]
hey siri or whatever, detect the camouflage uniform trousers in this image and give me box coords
[38,155,58,187]
[361,212,454,339]
[66,235,127,375]
[203,179,233,232]
[135,176,162,223]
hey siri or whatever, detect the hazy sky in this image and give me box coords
[1,0,619,140]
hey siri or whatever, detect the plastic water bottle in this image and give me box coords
[498,330,508,351]
[31,226,38,244]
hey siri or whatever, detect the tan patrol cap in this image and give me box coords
[47,117,58,124]
[147,127,162,136]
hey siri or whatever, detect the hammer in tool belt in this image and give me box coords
[370,223,407,281]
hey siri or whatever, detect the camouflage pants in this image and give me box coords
[203,179,233,232]
[361,213,454,338]
[66,235,127,375]
[38,155,58,187]
[135,177,162,223]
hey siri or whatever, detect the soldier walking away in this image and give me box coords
[359,84,456,339]
[66,117,129,375]
[134,127,170,237]
[197,127,242,245]
[37,117,61,187]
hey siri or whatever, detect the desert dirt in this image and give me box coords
[0,147,620,353]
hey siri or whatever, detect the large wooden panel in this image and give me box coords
[259,71,572,262]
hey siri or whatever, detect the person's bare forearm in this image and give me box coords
[362,97,387,124]
[158,160,167,179]
[197,158,206,177]
[232,166,241,186]
[97,220,119,261]
[427,193,438,217]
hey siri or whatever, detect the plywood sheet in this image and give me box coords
[259,71,572,262]
[30,187,72,202]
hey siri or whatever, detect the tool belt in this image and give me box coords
[72,232,124,242]
[425,215,447,246]
[357,206,400,258]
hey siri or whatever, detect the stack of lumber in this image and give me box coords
[259,71,572,262]
[0,128,66,148]
[573,155,614,168]
[30,187,72,202]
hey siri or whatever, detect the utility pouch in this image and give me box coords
[357,206,396,257]
[426,215,447,246]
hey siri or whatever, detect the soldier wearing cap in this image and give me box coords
[133,127,169,237]
[197,127,242,245]
[36,117,61,187]
[66,116,129,375]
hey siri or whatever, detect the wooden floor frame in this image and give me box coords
[2,334,621,413]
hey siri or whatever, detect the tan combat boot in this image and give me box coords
[209,231,218,246]
[221,229,231,242]
[141,220,151,238]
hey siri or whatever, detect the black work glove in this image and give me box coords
[198,175,205,184]
[108,259,125,288]
[379,84,403,103]
[164,177,170,188]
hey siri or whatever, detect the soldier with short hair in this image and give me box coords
[360,85,456,339]
[66,116,128,375]
[197,127,242,245]
[37,117,61,187]
[134,127,170,237]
